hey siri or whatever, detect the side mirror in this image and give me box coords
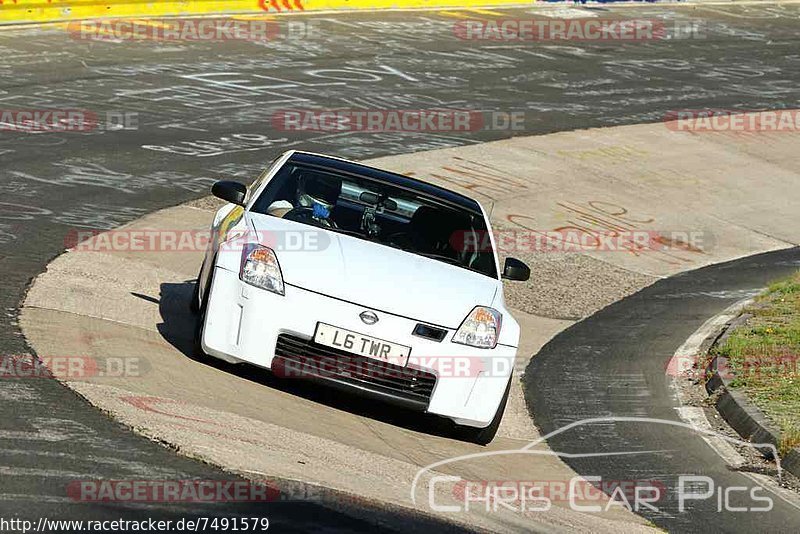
[502,257,530,281]
[212,181,247,206]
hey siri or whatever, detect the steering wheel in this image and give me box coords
[283,206,338,229]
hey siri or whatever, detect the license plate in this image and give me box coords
[313,323,410,366]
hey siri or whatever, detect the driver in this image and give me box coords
[267,173,342,227]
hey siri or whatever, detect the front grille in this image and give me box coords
[273,334,437,410]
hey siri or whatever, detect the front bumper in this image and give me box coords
[202,266,517,427]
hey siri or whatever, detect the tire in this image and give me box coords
[189,260,205,314]
[457,376,512,446]
[193,261,214,358]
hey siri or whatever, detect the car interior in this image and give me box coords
[250,163,498,278]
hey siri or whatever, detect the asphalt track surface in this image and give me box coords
[1,3,799,529]
[526,248,800,532]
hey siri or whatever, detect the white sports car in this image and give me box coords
[193,151,530,444]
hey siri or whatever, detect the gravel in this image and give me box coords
[501,251,657,320]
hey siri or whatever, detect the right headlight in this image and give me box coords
[240,244,284,296]
[452,306,502,349]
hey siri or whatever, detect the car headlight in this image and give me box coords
[452,306,502,349]
[240,244,284,295]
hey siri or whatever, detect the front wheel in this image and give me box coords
[193,260,215,359]
[456,377,512,445]
[190,260,206,314]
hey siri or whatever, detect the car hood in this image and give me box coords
[249,213,498,328]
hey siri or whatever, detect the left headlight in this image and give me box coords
[452,306,502,349]
[240,244,284,296]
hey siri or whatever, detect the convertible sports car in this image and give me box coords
[192,150,530,444]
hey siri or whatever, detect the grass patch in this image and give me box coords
[712,270,800,451]
[780,420,800,457]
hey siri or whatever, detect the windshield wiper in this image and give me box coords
[326,226,367,238]
[415,251,493,277]
[415,252,463,265]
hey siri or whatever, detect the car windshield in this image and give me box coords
[251,162,498,279]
